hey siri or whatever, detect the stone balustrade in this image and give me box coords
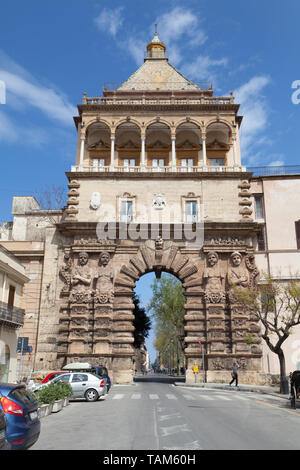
[71,165,246,173]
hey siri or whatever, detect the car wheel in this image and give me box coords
[85,388,99,402]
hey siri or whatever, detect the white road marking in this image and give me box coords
[182,394,196,400]
[149,394,159,400]
[164,440,203,450]
[112,394,124,400]
[131,393,141,399]
[215,394,232,401]
[160,423,190,437]
[158,412,181,422]
[166,394,177,400]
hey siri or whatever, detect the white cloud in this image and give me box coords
[94,7,124,37]
[0,51,76,147]
[0,70,76,126]
[182,55,228,82]
[268,159,284,167]
[0,110,18,142]
[0,109,48,147]
[154,7,207,47]
[233,76,271,160]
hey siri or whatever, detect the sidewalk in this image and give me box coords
[174,380,289,400]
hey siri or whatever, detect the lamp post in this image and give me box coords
[198,339,206,383]
[170,339,174,375]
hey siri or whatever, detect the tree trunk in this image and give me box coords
[277,349,289,394]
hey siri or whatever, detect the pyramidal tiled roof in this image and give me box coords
[118,58,200,92]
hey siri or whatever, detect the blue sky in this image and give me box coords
[0,0,300,361]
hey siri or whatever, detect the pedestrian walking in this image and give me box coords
[229,362,238,387]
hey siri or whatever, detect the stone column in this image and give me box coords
[79,134,85,170]
[202,133,207,168]
[110,134,115,170]
[232,135,237,168]
[141,134,146,170]
[171,136,176,169]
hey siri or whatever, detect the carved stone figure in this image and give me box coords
[228,251,249,289]
[70,252,92,303]
[245,254,260,288]
[90,192,101,210]
[59,247,72,294]
[94,251,114,304]
[152,193,166,210]
[203,251,225,303]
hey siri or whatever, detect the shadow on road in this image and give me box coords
[134,374,185,385]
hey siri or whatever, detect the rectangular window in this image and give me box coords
[180,159,194,172]
[7,285,15,309]
[120,201,133,222]
[92,158,106,171]
[295,220,300,249]
[123,159,136,172]
[257,227,266,251]
[152,159,165,172]
[209,158,225,166]
[185,201,197,223]
[254,195,264,219]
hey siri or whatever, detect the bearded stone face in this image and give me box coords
[78,252,88,266]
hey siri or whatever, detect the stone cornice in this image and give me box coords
[77,103,240,114]
[56,220,261,236]
[65,171,253,180]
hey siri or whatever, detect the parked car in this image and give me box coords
[41,371,65,384]
[0,408,10,450]
[35,372,107,402]
[0,383,40,450]
[62,362,111,392]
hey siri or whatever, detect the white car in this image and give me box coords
[34,372,107,402]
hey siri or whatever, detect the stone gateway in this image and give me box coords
[30,29,264,384]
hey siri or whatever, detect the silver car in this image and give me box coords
[47,372,107,402]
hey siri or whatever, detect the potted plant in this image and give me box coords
[57,382,73,406]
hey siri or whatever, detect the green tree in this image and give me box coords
[148,274,185,371]
[132,293,152,348]
[233,275,300,393]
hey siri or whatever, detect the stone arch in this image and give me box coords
[112,241,202,383]
[84,119,112,138]
[175,118,202,132]
[115,118,143,133]
[145,118,172,132]
[205,119,233,135]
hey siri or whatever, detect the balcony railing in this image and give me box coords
[71,165,247,173]
[83,96,235,106]
[248,165,300,177]
[0,301,25,327]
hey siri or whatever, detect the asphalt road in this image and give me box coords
[31,374,300,451]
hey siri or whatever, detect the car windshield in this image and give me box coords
[9,387,37,405]
[52,374,71,383]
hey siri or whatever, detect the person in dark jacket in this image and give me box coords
[229,362,239,387]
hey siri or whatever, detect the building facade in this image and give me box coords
[5,31,295,385]
[251,171,300,375]
[0,244,29,382]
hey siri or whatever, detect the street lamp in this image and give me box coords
[170,339,174,375]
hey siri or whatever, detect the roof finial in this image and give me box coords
[155,23,158,34]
